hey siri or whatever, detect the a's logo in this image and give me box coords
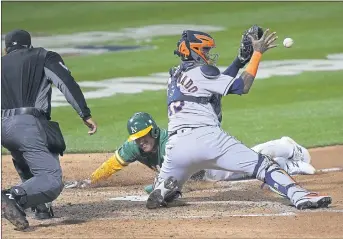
[131,127,137,133]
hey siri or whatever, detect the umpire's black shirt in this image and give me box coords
[1,47,91,120]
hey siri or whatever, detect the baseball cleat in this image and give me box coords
[295,193,332,210]
[286,161,316,175]
[146,189,165,209]
[1,191,29,231]
[281,136,309,162]
[146,176,179,209]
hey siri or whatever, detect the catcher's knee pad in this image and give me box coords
[252,154,297,198]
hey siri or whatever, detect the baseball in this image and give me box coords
[283,38,294,48]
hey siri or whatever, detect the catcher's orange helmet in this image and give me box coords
[174,30,218,65]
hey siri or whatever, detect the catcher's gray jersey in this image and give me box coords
[167,65,236,132]
[156,64,312,205]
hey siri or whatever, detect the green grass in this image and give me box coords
[40,70,343,153]
[4,2,342,81]
[2,2,343,153]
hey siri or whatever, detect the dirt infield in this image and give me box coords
[1,146,343,238]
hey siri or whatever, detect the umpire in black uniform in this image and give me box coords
[1,29,98,230]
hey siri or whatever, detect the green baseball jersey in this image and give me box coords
[116,129,168,171]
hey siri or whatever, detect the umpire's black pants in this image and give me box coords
[1,114,63,209]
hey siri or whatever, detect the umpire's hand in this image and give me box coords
[83,117,98,135]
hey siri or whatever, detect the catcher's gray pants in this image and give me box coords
[159,126,261,188]
[156,126,308,202]
[1,114,63,209]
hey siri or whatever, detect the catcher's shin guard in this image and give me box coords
[263,164,297,198]
[253,154,307,199]
[260,159,332,209]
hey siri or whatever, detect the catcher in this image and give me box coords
[64,112,316,194]
[64,25,317,196]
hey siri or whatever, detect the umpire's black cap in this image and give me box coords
[5,29,32,48]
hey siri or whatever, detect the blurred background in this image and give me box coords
[2,2,343,153]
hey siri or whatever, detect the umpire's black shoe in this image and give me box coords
[32,203,54,220]
[1,190,29,230]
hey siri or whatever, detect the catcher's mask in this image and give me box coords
[174,30,218,65]
[127,112,160,142]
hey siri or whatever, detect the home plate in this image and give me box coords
[109,195,148,202]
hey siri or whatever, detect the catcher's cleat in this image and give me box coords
[32,203,54,220]
[286,160,316,175]
[281,136,310,162]
[294,193,332,210]
[1,190,29,231]
[146,189,165,209]
[146,176,180,209]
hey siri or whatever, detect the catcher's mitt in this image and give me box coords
[238,25,264,65]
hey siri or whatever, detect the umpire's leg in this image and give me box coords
[2,114,63,209]
[19,150,63,208]
[11,152,34,182]
[11,152,55,219]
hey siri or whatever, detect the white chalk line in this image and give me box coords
[109,195,148,202]
[224,212,296,217]
[90,212,297,221]
[318,167,343,173]
[39,208,343,223]
[300,209,343,213]
[190,200,275,206]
